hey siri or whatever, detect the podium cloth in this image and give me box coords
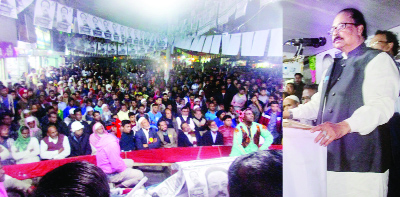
[283,127,327,197]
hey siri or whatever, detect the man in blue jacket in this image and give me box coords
[135,117,160,150]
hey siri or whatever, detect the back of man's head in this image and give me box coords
[33,161,110,197]
[228,150,282,197]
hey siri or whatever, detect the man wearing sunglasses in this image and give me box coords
[284,8,399,196]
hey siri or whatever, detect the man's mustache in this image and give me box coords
[333,36,343,42]
[215,191,228,197]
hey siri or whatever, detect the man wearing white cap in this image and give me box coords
[35,83,44,97]
[135,117,160,150]
[64,108,76,126]
[68,108,90,135]
[68,121,91,157]
[283,95,300,111]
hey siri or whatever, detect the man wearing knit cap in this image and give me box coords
[68,121,91,157]
[17,88,30,110]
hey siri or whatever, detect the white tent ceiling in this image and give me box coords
[282,0,400,56]
[73,0,197,32]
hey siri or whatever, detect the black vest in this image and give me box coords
[317,44,392,173]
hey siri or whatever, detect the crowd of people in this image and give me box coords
[0,58,283,195]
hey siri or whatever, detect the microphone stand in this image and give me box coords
[294,43,304,57]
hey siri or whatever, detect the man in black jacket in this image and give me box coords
[42,112,69,137]
[68,121,91,157]
[202,120,224,146]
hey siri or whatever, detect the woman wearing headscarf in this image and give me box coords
[19,109,40,130]
[101,104,112,123]
[25,116,42,142]
[89,122,144,188]
[83,106,94,123]
[11,126,40,164]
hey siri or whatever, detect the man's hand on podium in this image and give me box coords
[310,121,351,147]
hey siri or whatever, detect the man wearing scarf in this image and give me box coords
[135,117,160,150]
[89,122,144,188]
[11,126,40,164]
[230,109,273,157]
[156,120,177,148]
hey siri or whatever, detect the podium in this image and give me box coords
[283,120,327,197]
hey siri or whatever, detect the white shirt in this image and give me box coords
[184,132,196,144]
[142,128,150,143]
[291,52,399,135]
[211,131,218,143]
[176,116,196,130]
[40,136,71,160]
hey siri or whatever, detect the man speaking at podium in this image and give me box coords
[283,8,400,196]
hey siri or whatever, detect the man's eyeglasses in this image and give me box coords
[328,23,358,35]
[369,41,388,47]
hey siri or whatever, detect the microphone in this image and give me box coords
[285,37,326,48]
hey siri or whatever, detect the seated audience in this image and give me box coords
[69,108,90,135]
[1,113,19,141]
[214,110,226,127]
[157,108,178,130]
[0,124,14,165]
[11,126,40,164]
[25,116,42,142]
[135,117,160,150]
[40,125,70,160]
[219,115,235,146]
[192,107,207,136]
[176,106,195,130]
[42,112,69,137]
[259,101,282,144]
[135,105,150,121]
[101,104,112,123]
[119,120,136,151]
[147,104,162,130]
[89,122,144,188]
[64,108,76,126]
[205,103,218,120]
[129,112,140,135]
[117,103,129,121]
[68,121,91,157]
[178,122,202,147]
[202,120,224,146]
[156,120,178,148]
